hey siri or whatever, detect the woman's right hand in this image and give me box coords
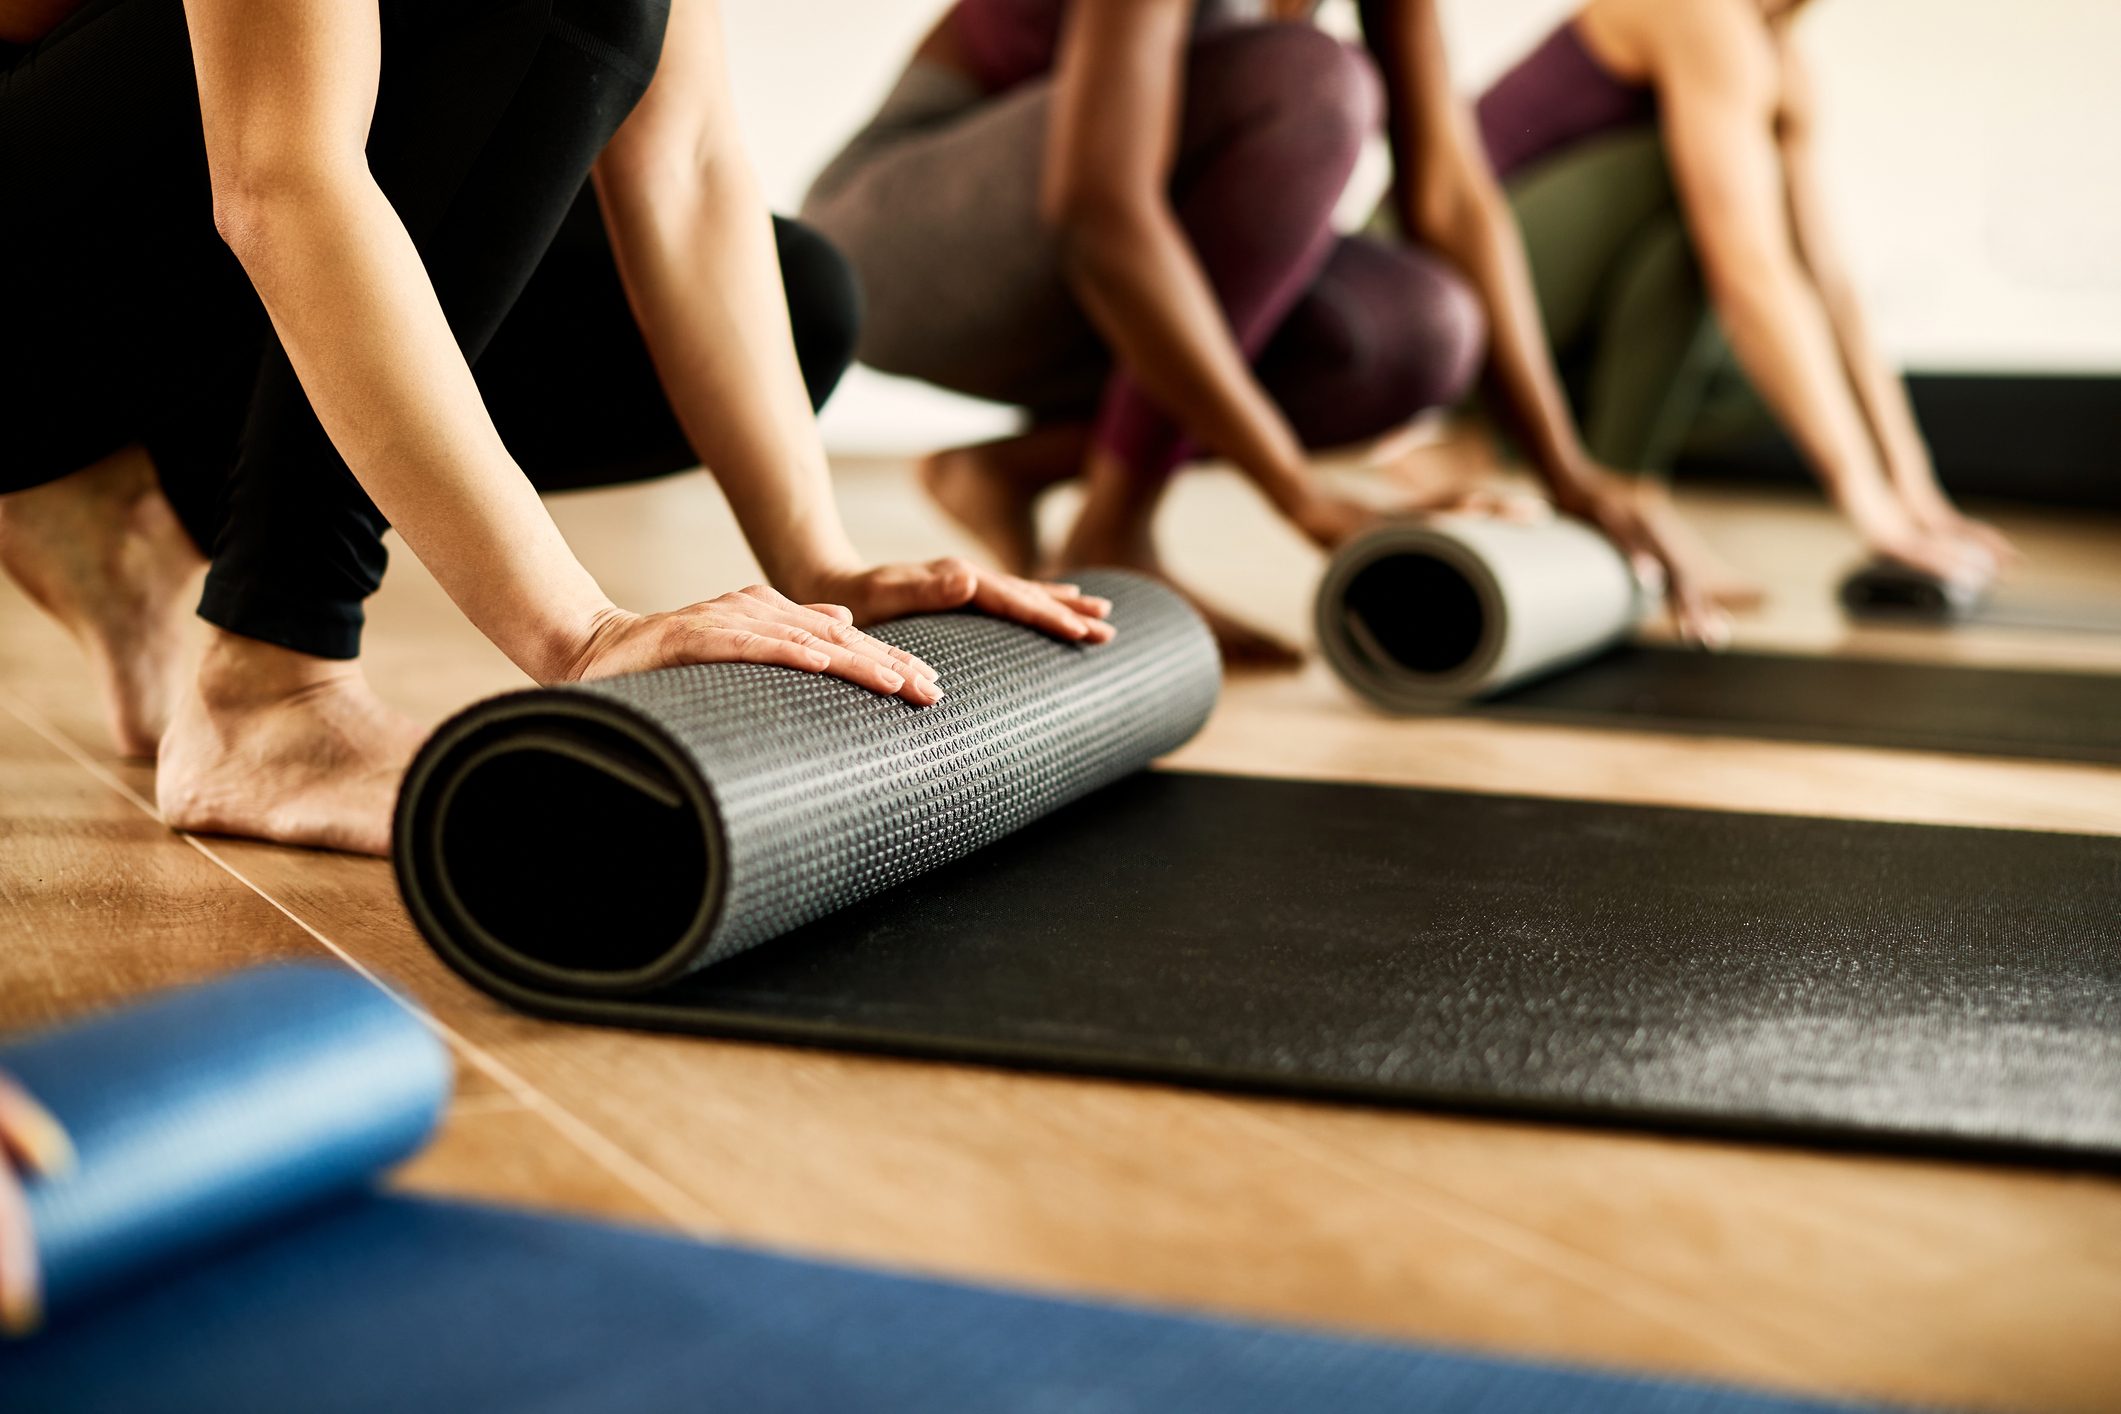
[1,1072,74,1337]
[561,585,946,707]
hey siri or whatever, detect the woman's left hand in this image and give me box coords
[791,559,1116,644]
[1555,468,1734,649]
[1,1072,74,1337]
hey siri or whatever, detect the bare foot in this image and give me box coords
[0,448,205,757]
[156,632,427,856]
[920,446,1042,575]
[1057,524,1301,670]
[919,425,1091,576]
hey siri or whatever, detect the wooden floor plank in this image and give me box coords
[3,466,2118,1410]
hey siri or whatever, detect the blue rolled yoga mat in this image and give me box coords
[0,968,1862,1413]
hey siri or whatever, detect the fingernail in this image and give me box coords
[1085,598,1112,616]
[804,651,832,670]
[878,671,904,692]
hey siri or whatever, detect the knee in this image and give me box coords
[774,218,864,411]
[1403,263,1488,411]
[1343,251,1487,418]
[1235,26,1384,161]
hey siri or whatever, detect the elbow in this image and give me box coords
[1409,172,1503,254]
[207,150,351,265]
[1041,180,1157,274]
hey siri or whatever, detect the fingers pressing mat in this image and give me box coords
[1317,519,2121,764]
[396,572,2121,1166]
[2,970,1859,1414]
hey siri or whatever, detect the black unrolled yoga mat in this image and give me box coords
[397,571,2121,1165]
[1478,644,2121,764]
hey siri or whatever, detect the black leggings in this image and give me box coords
[1,0,858,660]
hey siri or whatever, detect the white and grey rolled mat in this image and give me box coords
[1314,516,1647,709]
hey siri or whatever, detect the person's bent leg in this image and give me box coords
[161,0,670,854]
[0,0,268,755]
[481,207,858,492]
[801,62,1112,573]
[1061,27,1383,665]
[1082,24,1384,491]
[1257,236,1487,452]
[1580,211,1720,472]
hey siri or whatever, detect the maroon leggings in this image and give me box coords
[1095,25,1486,477]
[807,23,1487,478]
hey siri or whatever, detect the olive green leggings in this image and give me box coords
[1505,128,1768,471]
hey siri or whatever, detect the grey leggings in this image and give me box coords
[803,27,1487,476]
[1506,128,1768,471]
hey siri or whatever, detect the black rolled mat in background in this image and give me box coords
[1473,645,2121,764]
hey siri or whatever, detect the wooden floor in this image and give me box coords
[3,461,2119,1410]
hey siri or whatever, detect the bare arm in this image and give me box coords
[1775,39,2013,560]
[1359,0,1594,494]
[185,0,613,681]
[1648,0,1989,579]
[1360,0,1722,638]
[1040,0,1322,527]
[184,0,950,696]
[593,0,1107,641]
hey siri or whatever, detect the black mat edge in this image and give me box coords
[1469,646,2121,766]
[435,772,2121,1174]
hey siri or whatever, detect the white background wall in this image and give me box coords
[718,0,2121,448]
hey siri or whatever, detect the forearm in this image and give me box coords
[221,173,614,680]
[1710,258,1898,512]
[596,157,861,590]
[1814,277,1931,487]
[1413,182,1592,499]
[1059,205,1311,506]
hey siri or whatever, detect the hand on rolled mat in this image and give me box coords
[396,569,1218,994]
[779,558,1115,647]
[1548,467,1737,648]
[0,1073,74,1336]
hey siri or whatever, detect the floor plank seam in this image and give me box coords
[0,684,723,1238]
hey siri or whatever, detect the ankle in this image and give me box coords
[194,630,362,712]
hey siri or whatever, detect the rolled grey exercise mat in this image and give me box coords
[1315,515,1647,708]
[395,570,1220,999]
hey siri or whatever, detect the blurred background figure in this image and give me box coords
[1476,0,2013,589]
[800,0,1731,663]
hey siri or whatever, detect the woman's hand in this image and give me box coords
[1,1072,74,1337]
[789,559,1116,645]
[1895,473,2019,574]
[563,585,950,706]
[1839,476,2002,589]
[1554,469,1732,648]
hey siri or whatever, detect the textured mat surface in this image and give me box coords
[397,570,1219,996]
[0,967,446,1318]
[1476,645,2121,763]
[4,1197,1855,1414]
[449,773,2121,1164]
[1,971,1854,1413]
